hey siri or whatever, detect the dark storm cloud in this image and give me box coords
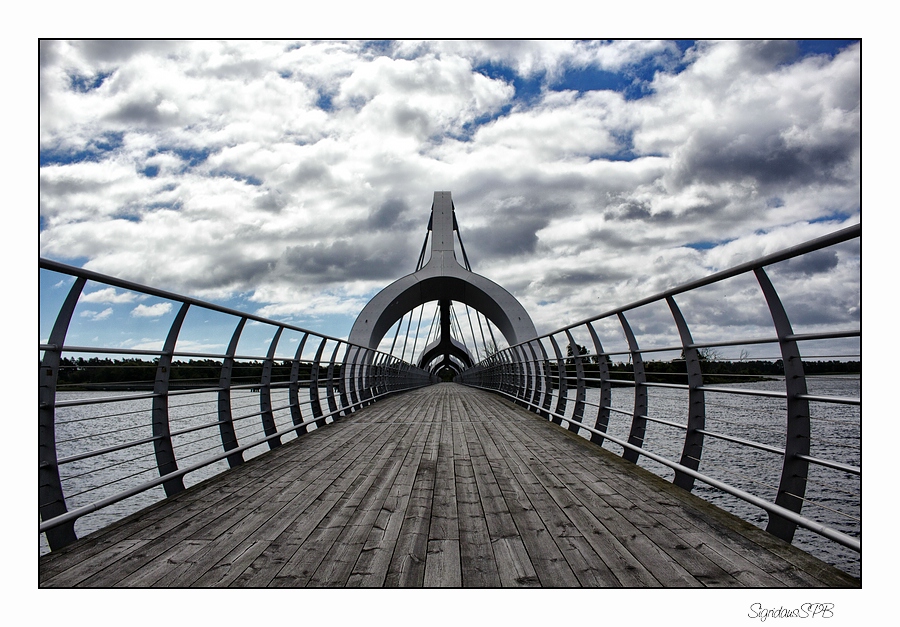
[541,268,633,287]
[253,188,289,213]
[772,249,840,276]
[367,198,408,230]
[672,130,857,190]
[464,214,550,259]
[185,255,273,292]
[604,201,675,222]
[76,40,178,64]
[280,237,417,284]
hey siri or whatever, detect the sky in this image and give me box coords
[38,39,860,362]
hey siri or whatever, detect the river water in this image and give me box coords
[41,378,860,579]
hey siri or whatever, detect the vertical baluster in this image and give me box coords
[618,312,647,464]
[309,337,328,428]
[563,329,586,433]
[325,341,341,417]
[259,327,283,449]
[535,339,554,419]
[218,317,247,467]
[39,276,86,550]
[548,335,568,425]
[755,267,811,543]
[666,296,706,491]
[289,333,310,437]
[525,340,545,416]
[585,322,612,446]
[344,345,360,409]
[152,302,190,496]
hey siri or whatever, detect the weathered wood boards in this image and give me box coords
[39,384,859,588]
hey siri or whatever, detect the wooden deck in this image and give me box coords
[39,383,859,588]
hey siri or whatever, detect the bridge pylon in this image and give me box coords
[348,192,537,375]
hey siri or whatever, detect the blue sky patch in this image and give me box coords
[40,132,125,166]
[474,62,543,105]
[797,40,859,58]
[685,238,734,251]
[69,71,113,93]
[810,212,856,224]
[149,146,213,169]
[316,91,335,111]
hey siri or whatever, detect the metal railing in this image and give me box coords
[39,259,435,552]
[457,224,861,566]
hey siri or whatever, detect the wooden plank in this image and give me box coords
[305,421,419,586]
[474,425,581,587]
[452,420,502,587]
[383,421,441,587]
[423,539,462,587]
[502,405,815,586]
[346,393,439,586]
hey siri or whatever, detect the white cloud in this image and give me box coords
[39,40,859,357]
[131,302,173,318]
[80,287,137,304]
[79,307,113,321]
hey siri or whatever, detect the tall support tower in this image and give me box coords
[349,191,537,376]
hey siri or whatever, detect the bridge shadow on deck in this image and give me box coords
[39,384,859,588]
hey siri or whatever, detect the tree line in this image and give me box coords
[49,351,859,391]
[562,343,859,385]
[52,357,335,390]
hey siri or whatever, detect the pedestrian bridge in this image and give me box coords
[39,193,860,587]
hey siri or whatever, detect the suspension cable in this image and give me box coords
[425,302,439,347]
[401,307,413,361]
[410,304,425,364]
[476,310,488,359]
[465,305,481,362]
[388,313,403,357]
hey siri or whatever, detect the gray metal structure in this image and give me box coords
[348,191,537,375]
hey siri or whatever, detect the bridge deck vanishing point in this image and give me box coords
[39,384,858,588]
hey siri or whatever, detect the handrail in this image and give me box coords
[456,224,861,563]
[39,259,435,551]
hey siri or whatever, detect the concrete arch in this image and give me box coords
[348,192,537,354]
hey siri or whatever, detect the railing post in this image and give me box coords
[309,337,328,427]
[515,344,532,406]
[756,267,812,543]
[564,329,586,433]
[259,327,283,449]
[524,341,541,410]
[666,296,706,490]
[535,340,554,418]
[325,341,341,417]
[218,317,247,467]
[548,335,568,425]
[339,344,353,415]
[152,302,190,496]
[361,349,376,404]
[39,276,86,550]
[618,312,648,464]
[585,322,612,446]
[289,333,310,436]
